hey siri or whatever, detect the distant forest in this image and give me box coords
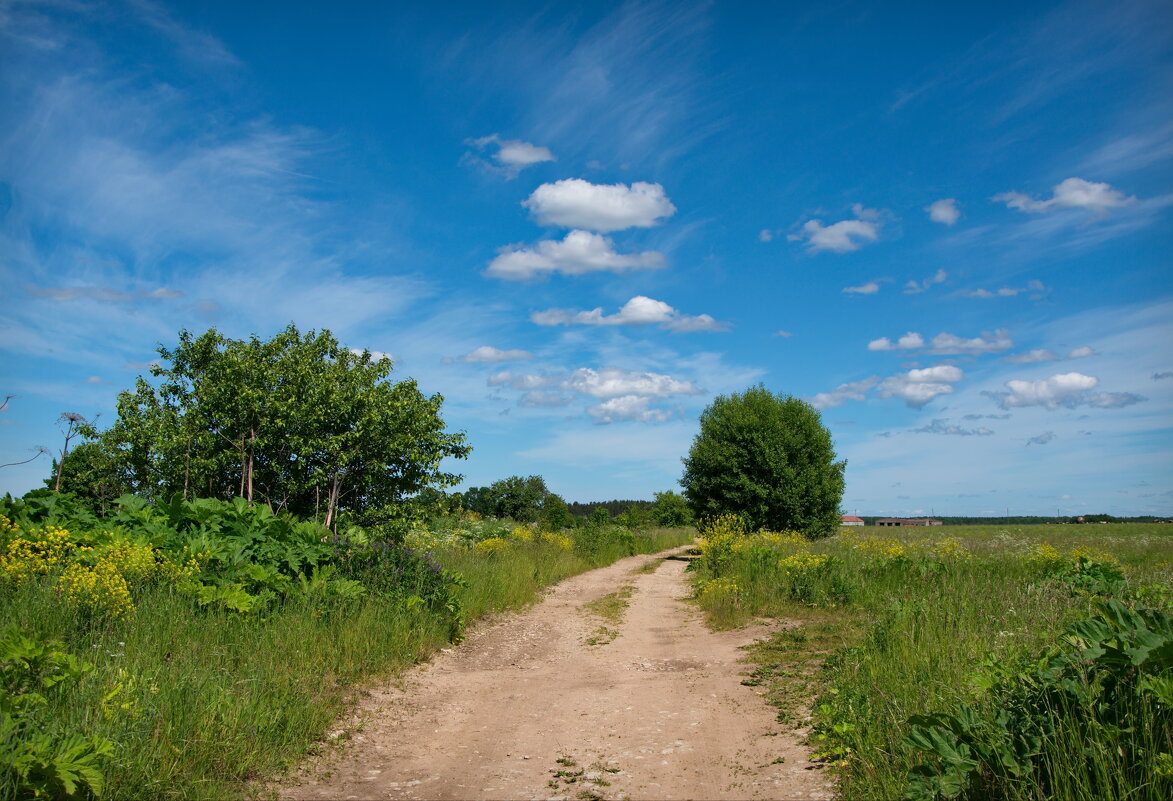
[568,505,1171,525]
[568,499,654,518]
[857,514,1172,525]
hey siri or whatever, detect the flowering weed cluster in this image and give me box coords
[473,537,510,556]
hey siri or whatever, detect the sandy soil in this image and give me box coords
[275,546,833,801]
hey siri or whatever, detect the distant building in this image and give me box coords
[875,517,942,527]
[840,515,865,526]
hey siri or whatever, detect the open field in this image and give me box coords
[691,521,1173,801]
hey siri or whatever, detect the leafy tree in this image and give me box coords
[540,493,575,531]
[462,475,552,522]
[588,506,611,527]
[94,325,469,526]
[615,503,652,529]
[651,490,693,527]
[680,385,845,538]
[47,441,133,514]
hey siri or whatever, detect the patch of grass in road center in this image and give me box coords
[580,585,635,646]
[629,557,665,575]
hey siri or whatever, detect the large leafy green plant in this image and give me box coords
[903,600,1172,800]
[1,628,113,800]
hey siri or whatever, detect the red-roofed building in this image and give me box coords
[840,515,865,526]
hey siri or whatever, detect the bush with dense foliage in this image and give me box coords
[681,385,845,538]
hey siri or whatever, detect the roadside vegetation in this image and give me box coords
[0,324,698,799]
[690,518,1173,801]
[0,490,692,799]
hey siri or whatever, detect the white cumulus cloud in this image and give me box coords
[993,177,1136,214]
[564,367,700,399]
[843,280,882,295]
[788,204,882,254]
[926,198,960,226]
[531,296,727,332]
[984,372,1145,410]
[867,332,926,351]
[878,365,965,408]
[466,134,555,178]
[485,230,665,280]
[523,178,676,232]
[587,395,674,424]
[928,330,1014,355]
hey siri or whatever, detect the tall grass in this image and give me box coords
[1,523,692,800]
[691,521,1173,800]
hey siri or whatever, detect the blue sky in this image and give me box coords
[1,0,1171,516]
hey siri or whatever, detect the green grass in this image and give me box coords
[580,585,635,646]
[1,525,694,800]
[691,523,1173,801]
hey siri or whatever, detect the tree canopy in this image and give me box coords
[680,385,845,538]
[460,475,555,523]
[64,325,469,526]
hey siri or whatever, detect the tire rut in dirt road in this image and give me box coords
[276,546,833,800]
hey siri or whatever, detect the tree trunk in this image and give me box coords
[324,473,342,530]
[238,436,247,498]
[246,428,256,503]
[183,437,191,500]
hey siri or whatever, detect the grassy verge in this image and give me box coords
[1,519,693,800]
[690,520,1173,801]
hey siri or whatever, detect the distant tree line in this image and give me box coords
[857,515,1171,525]
[567,499,652,518]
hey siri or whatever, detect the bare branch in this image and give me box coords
[0,446,49,470]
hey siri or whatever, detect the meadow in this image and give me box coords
[691,519,1173,801]
[0,492,692,800]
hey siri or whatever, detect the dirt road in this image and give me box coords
[277,546,833,800]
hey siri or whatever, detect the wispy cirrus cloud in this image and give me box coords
[962,279,1048,299]
[1003,346,1095,364]
[808,377,879,410]
[25,285,183,303]
[447,1,716,168]
[460,346,534,363]
[904,268,947,294]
